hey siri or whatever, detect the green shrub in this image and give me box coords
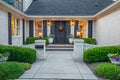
[41,37,49,45]
[20,63,31,70]
[26,37,39,44]
[81,38,96,45]
[26,37,49,45]
[84,46,120,63]
[0,45,36,63]
[0,62,24,79]
[94,63,120,80]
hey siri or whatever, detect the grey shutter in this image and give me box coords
[8,12,12,45]
[88,20,93,38]
[22,19,25,44]
[29,20,34,37]
[43,21,47,37]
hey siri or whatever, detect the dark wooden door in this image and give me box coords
[55,21,67,44]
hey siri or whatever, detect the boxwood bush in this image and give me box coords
[94,63,120,80]
[26,37,49,45]
[0,45,36,63]
[84,46,120,63]
[0,62,25,79]
[81,38,96,45]
[26,37,39,44]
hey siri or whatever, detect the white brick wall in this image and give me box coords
[0,10,8,45]
[94,9,120,45]
[23,0,33,12]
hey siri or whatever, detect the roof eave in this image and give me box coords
[95,0,120,19]
[27,15,95,20]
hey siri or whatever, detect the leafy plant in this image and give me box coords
[48,34,54,38]
[0,62,25,79]
[94,63,120,80]
[20,62,31,70]
[84,46,120,63]
[68,34,74,38]
[108,53,120,61]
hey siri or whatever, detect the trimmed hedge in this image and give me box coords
[0,62,24,79]
[84,46,120,63]
[26,37,39,44]
[81,38,96,45]
[94,63,120,80]
[26,37,49,45]
[0,45,36,63]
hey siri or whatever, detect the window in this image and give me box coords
[35,21,43,38]
[11,16,20,36]
[79,21,87,38]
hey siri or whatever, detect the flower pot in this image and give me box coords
[69,38,73,44]
[109,58,120,65]
[49,38,54,44]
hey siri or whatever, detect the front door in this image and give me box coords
[54,21,67,44]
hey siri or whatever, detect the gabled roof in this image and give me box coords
[25,0,114,16]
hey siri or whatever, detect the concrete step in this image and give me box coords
[47,45,74,48]
[46,48,73,51]
[46,45,74,51]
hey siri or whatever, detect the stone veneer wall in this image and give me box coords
[0,10,8,45]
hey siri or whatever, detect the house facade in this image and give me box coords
[0,0,120,46]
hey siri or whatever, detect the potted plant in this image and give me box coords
[107,53,120,65]
[68,34,74,44]
[48,34,54,44]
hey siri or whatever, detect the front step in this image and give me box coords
[46,45,74,51]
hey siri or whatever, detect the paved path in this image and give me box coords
[19,51,98,80]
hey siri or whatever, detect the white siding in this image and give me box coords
[0,10,8,45]
[94,9,120,45]
[23,0,33,12]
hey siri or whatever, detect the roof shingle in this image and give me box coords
[25,0,114,16]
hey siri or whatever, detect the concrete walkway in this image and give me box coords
[19,51,98,80]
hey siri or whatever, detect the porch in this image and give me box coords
[7,14,94,46]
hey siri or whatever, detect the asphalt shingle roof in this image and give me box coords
[25,0,114,16]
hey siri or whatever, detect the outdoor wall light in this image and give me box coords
[47,20,51,27]
[70,20,75,27]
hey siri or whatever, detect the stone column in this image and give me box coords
[35,40,46,59]
[47,26,51,36]
[73,39,84,61]
[71,26,74,37]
